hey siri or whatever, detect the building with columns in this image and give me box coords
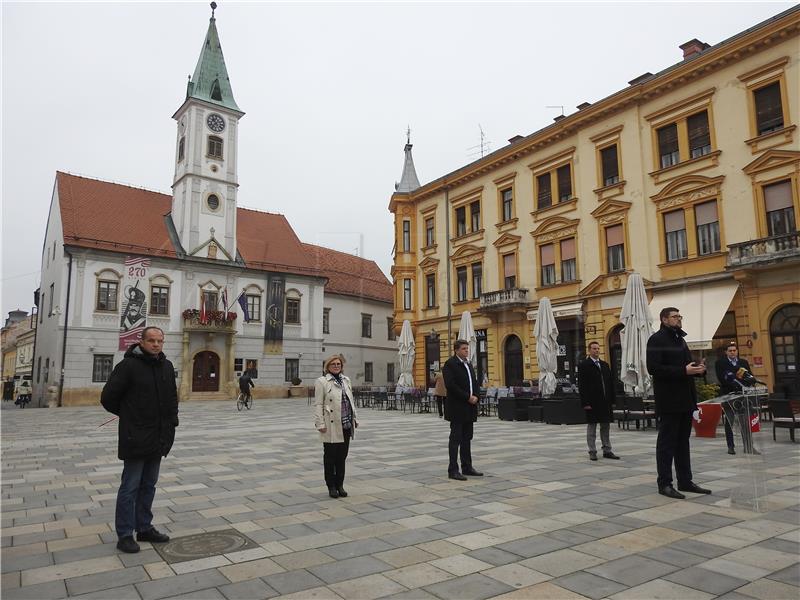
[32,8,394,406]
[389,6,800,396]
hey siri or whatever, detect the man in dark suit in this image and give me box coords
[647,307,711,499]
[442,339,482,480]
[715,343,756,455]
[578,341,620,461]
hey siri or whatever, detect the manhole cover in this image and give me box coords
[152,529,260,564]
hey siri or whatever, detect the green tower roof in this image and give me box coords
[186,14,241,112]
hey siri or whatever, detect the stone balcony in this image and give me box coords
[727,231,800,269]
[479,288,529,311]
[182,310,237,333]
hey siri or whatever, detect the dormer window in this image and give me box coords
[208,136,223,159]
[210,79,223,101]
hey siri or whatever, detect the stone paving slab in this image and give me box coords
[2,399,799,599]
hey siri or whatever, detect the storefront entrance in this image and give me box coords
[424,334,441,388]
[192,351,220,392]
[504,335,524,387]
[771,304,800,395]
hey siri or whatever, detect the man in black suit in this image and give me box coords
[715,343,756,455]
[442,339,482,480]
[647,307,711,499]
[578,341,620,461]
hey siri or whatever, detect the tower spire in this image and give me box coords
[186,3,241,112]
[395,130,421,193]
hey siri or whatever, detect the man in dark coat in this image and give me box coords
[578,341,619,461]
[101,327,178,553]
[647,307,711,499]
[442,339,482,480]
[715,343,756,455]
[239,370,255,398]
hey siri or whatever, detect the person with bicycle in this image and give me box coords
[238,370,255,407]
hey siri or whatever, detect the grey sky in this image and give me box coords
[1,1,794,318]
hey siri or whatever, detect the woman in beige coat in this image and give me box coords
[314,355,358,498]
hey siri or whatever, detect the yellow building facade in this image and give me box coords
[389,7,800,395]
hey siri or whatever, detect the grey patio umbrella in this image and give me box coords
[457,311,477,366]
[619,272,653,396]
[397,319,415,387]
[534,297,559,397]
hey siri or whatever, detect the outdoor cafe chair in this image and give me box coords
[769,398,800,442]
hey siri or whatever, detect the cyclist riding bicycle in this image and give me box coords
[238,371,255,402]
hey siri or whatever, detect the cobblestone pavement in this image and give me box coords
[2,398,798,599]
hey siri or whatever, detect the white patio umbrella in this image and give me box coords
[397,319,415,387]
[457,311,477,366]
[534,297,559,397]
[619,272,653,396]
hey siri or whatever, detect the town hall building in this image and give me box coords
[32,8,395,406]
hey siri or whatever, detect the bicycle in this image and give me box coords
[236,392,253,411]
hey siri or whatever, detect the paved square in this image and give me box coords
[2,399,798,599]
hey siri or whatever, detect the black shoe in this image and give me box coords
[603,452,621,460]
[336,487,348,498]
[448,472,467,481]
[462,468,483,476]
[136,528,170,543]
[328,488,339,498]
[658,485,686,500]
[116,536,140,553]
[728,447,736,455]
[589,453,598,461]
[677,482,711,494]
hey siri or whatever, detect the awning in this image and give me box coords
[527,301,584,321]
[648,281,739,350]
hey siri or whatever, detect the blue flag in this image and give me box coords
[237,292,250,322]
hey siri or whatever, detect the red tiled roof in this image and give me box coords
[302,243,392,304]
[56,172,320,276]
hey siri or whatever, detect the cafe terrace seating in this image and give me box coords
[769,398,800,442]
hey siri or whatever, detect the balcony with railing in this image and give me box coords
[182,310,238,332]
[727,231,800,269]
[479,288,529,311]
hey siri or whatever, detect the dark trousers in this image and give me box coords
[436,396,445,417]
[724,407,758,453]
[448,420,474,474]
[724,416,735,449]
[115,456,161,538]
[323,428,351,489]
[656,412,693,489]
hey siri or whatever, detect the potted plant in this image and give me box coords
[289,377,305,397]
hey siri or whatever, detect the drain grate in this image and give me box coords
[151,529,260,564]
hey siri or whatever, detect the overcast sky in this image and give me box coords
[1,0,794,318]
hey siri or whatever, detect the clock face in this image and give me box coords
[206,113,225,133]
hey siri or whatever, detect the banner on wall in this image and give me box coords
[119,256,151,350]
[264,275,285,353]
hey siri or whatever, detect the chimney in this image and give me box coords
[553,114,566,123]
[576,102,591,110]
[628,72,653,86]
[679,39,710,60]
[508,135,524,144]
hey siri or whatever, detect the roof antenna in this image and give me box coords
[546,105,565,116]
[466,124,492,159]
[210,1,217,18]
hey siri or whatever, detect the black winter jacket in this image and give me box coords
[577,357,615,423]
[101,345,179,460]
[646,325,699,414]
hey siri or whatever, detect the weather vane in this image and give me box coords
[211,2,217,18]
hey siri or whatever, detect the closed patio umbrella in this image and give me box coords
[397,319,415,387]
[620,272,653,396]
[534,297,559,397]
[457,311,477,366]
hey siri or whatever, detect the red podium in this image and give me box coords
[693,403,722,437]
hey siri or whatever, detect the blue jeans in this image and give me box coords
[115,457,161,538]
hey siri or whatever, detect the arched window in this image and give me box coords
[149,275,172,316]
[177,136,185,162]
[95,269,122,312]
[208,136,223,159]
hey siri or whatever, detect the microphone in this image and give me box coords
[735,368,765,386]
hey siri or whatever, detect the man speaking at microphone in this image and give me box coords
[715,343,759,455]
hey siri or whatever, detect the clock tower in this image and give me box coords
[171,3,244,261]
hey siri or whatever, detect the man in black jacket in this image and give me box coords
[442,340,482,480]
[101,327,179,553]
[578,341,620,461]
[715,343,756,455]
[647,307,711,499]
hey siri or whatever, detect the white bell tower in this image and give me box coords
[171,2,244,261]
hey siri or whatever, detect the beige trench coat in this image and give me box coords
[314,374,359,443]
